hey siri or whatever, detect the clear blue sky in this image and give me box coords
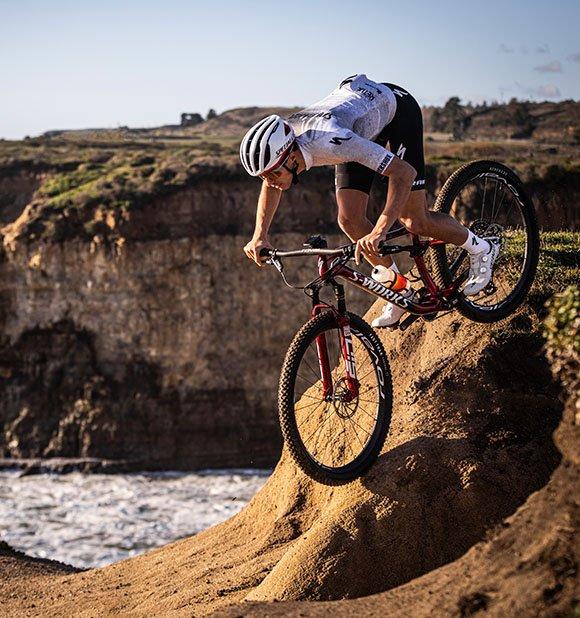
[1,0,579,139]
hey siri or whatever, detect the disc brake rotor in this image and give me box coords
[332,378,358,419]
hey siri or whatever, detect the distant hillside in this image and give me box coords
[38,99,579,144]
[423,99,580,142]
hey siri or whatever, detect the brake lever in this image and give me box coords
[268,255,284,275]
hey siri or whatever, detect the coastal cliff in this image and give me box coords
[0,106,578,468]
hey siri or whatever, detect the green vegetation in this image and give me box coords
[0,99,577,245]
[544,284,579,352]
[543,284,579,388]
[516,232,579,310]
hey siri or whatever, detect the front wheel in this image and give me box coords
[278,312,392,484]
[432,160,540,323]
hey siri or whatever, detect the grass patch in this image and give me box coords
[532,232,579,310]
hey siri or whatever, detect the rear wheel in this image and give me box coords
[432,160,540,322]
[278,312,392,484]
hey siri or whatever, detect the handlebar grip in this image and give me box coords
[259,248,273,258]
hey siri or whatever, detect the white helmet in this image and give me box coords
[240,115,295,176]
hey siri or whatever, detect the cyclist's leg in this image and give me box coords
[381,84,470,245]
[335,165,394,268]
[383,85,499,296]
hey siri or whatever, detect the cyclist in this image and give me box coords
[240,74,499,327]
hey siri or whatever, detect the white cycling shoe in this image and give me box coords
[371,287,416,328]
[464,240,500,296]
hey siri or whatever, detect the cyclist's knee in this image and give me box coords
[400,215,427,236]
[338,212,362,235]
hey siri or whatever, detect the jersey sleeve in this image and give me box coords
[340,131,395,174]
[302,128,395,173]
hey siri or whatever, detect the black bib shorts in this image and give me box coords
[335,83,426,193]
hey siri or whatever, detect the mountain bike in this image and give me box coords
[261,161,540,484]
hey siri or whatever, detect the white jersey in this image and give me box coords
[287,74,397,173]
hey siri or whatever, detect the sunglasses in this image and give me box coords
[260,147,299,185]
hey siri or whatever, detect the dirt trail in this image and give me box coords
[0,300,572,617]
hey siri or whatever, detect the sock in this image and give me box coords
[461,230,490,255]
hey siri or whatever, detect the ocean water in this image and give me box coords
[0,469,270,569]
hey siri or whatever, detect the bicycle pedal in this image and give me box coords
[399,314,420,331]
[421,312,438,322]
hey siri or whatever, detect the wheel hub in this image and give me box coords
[331,377,358,419]
[471,220,504,244]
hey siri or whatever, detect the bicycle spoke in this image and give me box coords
[298,392,326,402]
[352,349,372,375]
[296,372,319,389]
[481,176,488,220]
[358,366,379,384]
[501,192,516,223]
[296,400,325,426]
[490,179,499,221]
[346,416,366,451]
[302,353,323,383]
[302,404,333,445]
[321,407,338,463]
[490,180,505,222]
[295,398,325,415]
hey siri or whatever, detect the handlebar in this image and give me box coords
[259,246,353,259]
[259,239,416,261]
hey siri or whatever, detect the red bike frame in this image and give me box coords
[307,230,463,400]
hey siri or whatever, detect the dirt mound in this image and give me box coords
[0,296,568,617]
[216,288,579,617]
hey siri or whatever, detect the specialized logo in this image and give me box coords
[396,143,407,159]
[356,87,375,101]
[329,135,352,146]
[352,272,411,308]
[341,324,358,380]
[289,111,332,122]
[364,82,383,95]
[275,136,294,157]
[377,152,394,174]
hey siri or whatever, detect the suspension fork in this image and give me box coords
[310,256,333,399]
[310,269,359,401]
[337,316,359,400]
[333,282,358,399]
[311,303,334,400]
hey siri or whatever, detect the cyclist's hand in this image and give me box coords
[243,237,273,267]
[355,231,384,265]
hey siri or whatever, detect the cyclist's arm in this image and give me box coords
[373,157,417,234]
[326,130,416,226]
[253,180,282,239]
[353,155,416,263]
[243,180,283,266]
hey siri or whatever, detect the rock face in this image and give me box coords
[0,163,375,467]
[0,151,577,467]
[0,235,374,467]
[0,171,43,225]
